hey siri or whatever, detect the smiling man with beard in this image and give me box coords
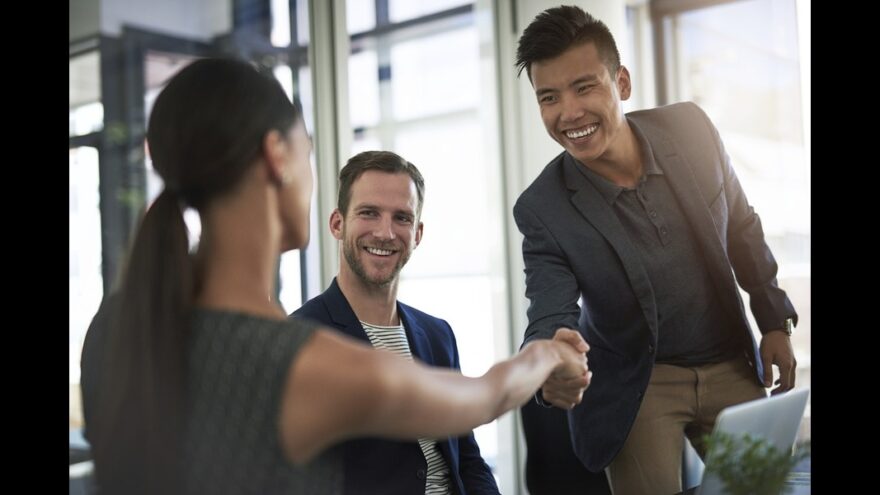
[292,151,502,495]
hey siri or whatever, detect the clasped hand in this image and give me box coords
[544,328,592,409]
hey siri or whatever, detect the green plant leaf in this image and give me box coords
[702,432,810,495]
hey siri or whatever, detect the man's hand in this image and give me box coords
[760,330,797,395]
[543,328,592,409]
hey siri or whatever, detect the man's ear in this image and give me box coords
[329,208,344,240]
[616,65,632,101]
[414,221,424,248]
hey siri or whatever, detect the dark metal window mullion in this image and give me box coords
[376,0,390,26]
[351,4,473,43]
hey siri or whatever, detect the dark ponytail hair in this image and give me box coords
[91,58,303,494]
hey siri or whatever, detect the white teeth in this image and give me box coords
[565,125,598,139]
[366,247,393,256]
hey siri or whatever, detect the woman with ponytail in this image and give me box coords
[80,58,591,494]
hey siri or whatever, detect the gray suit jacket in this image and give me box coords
[513,102,797,471]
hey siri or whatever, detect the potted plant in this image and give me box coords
[702,432,810,495]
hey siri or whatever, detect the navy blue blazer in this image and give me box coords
[292,278,500,495]
[513,102,798,472]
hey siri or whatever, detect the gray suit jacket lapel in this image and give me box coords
[562,153,659,339]
[638,123,741,319]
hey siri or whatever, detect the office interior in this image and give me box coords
[69,0,811,492]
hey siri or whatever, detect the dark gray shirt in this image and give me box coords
[576,128,739,365]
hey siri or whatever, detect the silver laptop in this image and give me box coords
[696,388,810,495]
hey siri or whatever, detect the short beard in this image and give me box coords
[343,236,410,288]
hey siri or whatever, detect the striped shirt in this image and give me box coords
[361,321,452,495]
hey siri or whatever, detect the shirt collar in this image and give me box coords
[575,118,663,205]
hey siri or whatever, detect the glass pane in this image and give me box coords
[623,3,655,111]
[398,276,494,374]
[69,102,104,137]
[292,63,316,306]
[389,0,471,23]
[279,251,303,313]
[351,132,382,157]
[270,0,292,46]
[273,60,315,313]
[671,0,810,442]
[348,50,381,128]
[297,66,315,140]
[69,146,103,391]
[70,51,102,137]
[144,84,164,205]
[391,26,479,120]
[675,1,802,144]
[393,117,489,276]
[274,64,295,101]
[347,0,376,34]
[296,0,310,46]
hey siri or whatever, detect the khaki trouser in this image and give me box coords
[605,357,766,495]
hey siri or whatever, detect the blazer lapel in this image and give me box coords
[398,304,434,364]
[323,278,372,342]
[562,154,659,337]
[642,126,741,317]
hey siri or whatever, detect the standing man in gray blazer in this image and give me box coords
[512,6,799,495]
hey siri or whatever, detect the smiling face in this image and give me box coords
[530,41,631,166]
[331,170,423,289]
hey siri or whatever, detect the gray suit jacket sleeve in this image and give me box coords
[693,105,798,332]
[513,200,582,345]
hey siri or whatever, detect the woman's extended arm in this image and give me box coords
[279,327,589,464]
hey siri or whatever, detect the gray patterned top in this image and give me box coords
[182,308,342,495]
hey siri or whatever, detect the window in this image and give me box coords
[69,47,104,429]
[389,0,471,23]
[69,145,102,429]
[70,51,103,137]
[659,0,810,442]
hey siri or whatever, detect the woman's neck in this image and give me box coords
[194,182,286,320]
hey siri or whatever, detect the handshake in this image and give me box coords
[540,328,593,410]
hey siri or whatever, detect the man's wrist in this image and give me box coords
[535,389,552,408]
[782,317,794,336]
[769,317,794,336]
